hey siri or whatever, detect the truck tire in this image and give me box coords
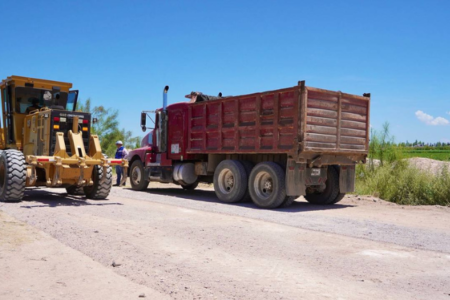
[213,160,247,203]
[248,162,287,209]
[0,150,27,202]
[240,161,254,202]
[329,166,346,204]
[330,193,346,204]
[305,166,340,205]
[280,196,297,208]
[84,166,112,199]
[130,160,150,191]
[66,185,85,195]
[181,181,198,190]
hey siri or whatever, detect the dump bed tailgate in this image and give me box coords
[302,86,370,153]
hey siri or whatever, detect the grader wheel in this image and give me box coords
[0,150,27,202]
[66,185,85,195]
[84,166,112,199]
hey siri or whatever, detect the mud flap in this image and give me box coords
[285,159,306,196]
[339,165,356,193]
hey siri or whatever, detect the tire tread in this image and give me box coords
[0,150,27,202]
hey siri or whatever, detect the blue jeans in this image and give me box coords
[116,166,123,185]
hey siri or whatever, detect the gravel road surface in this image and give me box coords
[1,184,449,299]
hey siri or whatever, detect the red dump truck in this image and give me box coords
[127,81,370,208]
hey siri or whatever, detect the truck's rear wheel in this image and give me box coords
[280,196,297,208]
[305,166,340,205]
[249,162,286,209]
[330,193,346,204]
[66,185,85,195]
[240,161,254,202]
[130,160,149,191]
[213,160,247,203]
[181,181,198,190]
[0,150,27,202]
[84,166,112,199]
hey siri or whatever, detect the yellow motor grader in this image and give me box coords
[0,75,128,202]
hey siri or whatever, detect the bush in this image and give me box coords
[356,123,450,205]
[355,161,450,206]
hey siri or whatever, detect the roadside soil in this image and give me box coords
[0,210,168,300]
[1,184,449,299]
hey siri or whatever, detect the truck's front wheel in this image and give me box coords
[248,162,287,209]
[305,166,340,205]
[130,160,149,191]
[213,160,247,203]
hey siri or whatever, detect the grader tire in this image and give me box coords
[0,150,27,202]
[66,186,85,195]
[84,166,112,200]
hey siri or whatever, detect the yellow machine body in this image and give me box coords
[0,76,127,196]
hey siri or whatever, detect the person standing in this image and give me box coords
[113,140,128,186]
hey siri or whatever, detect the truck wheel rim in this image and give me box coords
[254,171,273,200]
[132,167,142,185]
[218,168,234,194]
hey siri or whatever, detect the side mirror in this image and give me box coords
[92,117,98,124]
[141,112,147,132]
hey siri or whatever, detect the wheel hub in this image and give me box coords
[254,171,273,199]
[218,168,235,194]
[132,167,142,185]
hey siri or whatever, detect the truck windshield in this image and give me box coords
[15,87,69,114]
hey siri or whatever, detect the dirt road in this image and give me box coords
[1,184,449,299]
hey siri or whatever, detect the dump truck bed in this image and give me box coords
[186,81,370,157]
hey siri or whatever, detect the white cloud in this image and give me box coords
[415,110,449,126]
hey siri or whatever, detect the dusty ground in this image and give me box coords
[1,183,450,299]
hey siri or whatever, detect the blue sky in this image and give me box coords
[1,0,449,143]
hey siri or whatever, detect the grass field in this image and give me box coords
[401,150,450,161]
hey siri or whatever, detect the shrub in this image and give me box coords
[356,123,450,205]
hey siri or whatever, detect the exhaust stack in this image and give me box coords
[163,85,169,110]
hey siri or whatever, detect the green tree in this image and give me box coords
[77,98,141,157]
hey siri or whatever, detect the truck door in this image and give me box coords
[168,109,185,160]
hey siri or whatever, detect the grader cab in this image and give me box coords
[0,76,128,202]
